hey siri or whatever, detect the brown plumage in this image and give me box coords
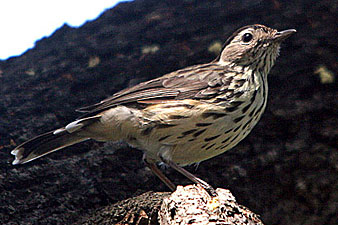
[11,24,295,192]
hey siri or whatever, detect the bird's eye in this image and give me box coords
[242,33,253,43]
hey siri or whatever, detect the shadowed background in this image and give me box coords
[0,0,337,224]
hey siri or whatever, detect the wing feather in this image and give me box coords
[77,63,233,118]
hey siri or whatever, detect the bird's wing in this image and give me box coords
[76,63,233,118]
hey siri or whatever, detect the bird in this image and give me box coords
[11,24,296,193]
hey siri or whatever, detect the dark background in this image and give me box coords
[0,0,337,224]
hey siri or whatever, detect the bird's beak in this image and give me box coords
[273,29,297,42]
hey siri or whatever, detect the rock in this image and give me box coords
[159,185,263,225]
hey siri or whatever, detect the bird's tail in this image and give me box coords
[11,116,101,165]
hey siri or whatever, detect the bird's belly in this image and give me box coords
[137,112,260,166]
[125,97,267,166]
[154,103,265,165]
[168,116,259,166]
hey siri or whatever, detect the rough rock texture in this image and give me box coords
[159,185,264,225]
[78,191,170,225]
[78,185,263,225]
[0,0,337,224]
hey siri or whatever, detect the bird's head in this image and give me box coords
[218,24,296,72]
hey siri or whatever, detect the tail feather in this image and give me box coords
[11,130,89,165]
[11,115,102,165]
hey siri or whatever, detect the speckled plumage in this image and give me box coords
[11,24,295,190]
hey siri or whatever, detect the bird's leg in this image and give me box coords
[145,158,217,197]
[164,159,218,197]
[145,161,176,191]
